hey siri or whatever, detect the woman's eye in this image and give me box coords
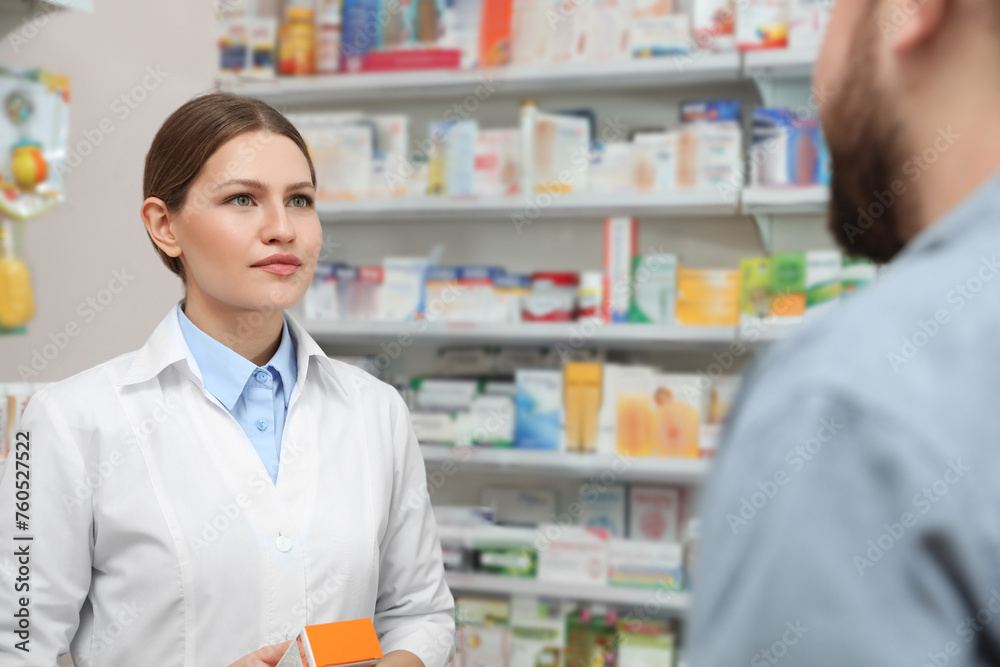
[289,195,312,208]
[231,194,254,207]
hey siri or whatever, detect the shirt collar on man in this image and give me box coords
[176,303,298,411]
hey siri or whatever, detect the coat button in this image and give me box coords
[276,536,292,553]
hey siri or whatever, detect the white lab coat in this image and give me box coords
[0,303,455,667]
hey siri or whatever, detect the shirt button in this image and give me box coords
[257,419,268,431]
[255,370,269,383]
[276,536,292,553]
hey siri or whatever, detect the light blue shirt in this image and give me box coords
[176,303,297,484]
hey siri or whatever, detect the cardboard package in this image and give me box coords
[276,618,383,667]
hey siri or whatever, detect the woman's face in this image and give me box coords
[173,130,322,314]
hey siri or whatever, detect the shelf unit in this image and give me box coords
[743,46,821,79]
[317,190,739,224]
[305,320,742,350]
[446,573,690,617]
[241,46,826,625]
[220,53,742,104]
[421,445,712,485]
[741,185,829,215]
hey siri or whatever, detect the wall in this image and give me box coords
[0,0,216,383]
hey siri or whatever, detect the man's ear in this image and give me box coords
[891,0,952,55]
[141,197,181,259]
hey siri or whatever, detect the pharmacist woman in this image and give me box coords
[0,93,455,667]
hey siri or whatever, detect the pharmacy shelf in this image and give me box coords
[445,573,690,616]
[422,445,712,484]
[740,317,801,344]
[743,46,820,79]
[741,185,829,215]
[306,320,738,351]
[220,53,742,105]
[44,0,94,9]
[317,191,738,223]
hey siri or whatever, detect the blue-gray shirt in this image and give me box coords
[176,303,297,484]
[687,170,1000,666]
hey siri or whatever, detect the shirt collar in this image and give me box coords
[893,166,1000,266]
[174,304,297,410]
[119,302,335,395]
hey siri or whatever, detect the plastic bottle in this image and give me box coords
[278,7,316,75]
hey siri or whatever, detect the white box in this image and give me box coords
[475,129,521,197]
[537,526,610,585]
[578,484,627,537]
[378,257,428,321]
[483,487,558,526]
[628,485,683,542]
[609,538,683,589]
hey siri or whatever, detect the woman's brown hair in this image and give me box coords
[142,92,316,283]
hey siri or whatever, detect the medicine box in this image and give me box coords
[275,617,383,667]
[609,539,683,590]
[578,484,627,537]
[628,485,683,542]
[537,526,610,586]
[514,369,563,451]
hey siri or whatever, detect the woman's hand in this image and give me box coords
[227,640,294,667]
[377,649,425,667]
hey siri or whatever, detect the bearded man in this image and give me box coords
[686,0,1000,662]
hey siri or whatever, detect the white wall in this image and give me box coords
[0,0,216,382]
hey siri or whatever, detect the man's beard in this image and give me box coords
[825,30,909,264]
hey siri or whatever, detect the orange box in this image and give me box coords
[479,0,514,66]
[276,618,384,667]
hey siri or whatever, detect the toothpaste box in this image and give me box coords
[603,217,639,323]
[276,618,383,667]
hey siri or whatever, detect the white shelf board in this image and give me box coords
[446,572,690,615]
[220,53,742,105]
[421,445,711,484]
[741,185,829,215]
[306,320,737,351]
[44,0,93,10]
[743,46,820,79]
[318,191,738,224]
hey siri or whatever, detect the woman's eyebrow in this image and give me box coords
[214,178,267,192]
[285,181,315,192]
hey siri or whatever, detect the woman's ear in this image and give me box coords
[141,197,181,259]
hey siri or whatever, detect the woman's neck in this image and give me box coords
[181,293,284,367]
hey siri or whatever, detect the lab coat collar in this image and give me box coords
[119,303,338,393]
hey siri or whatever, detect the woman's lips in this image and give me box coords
[254,263,299,276]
